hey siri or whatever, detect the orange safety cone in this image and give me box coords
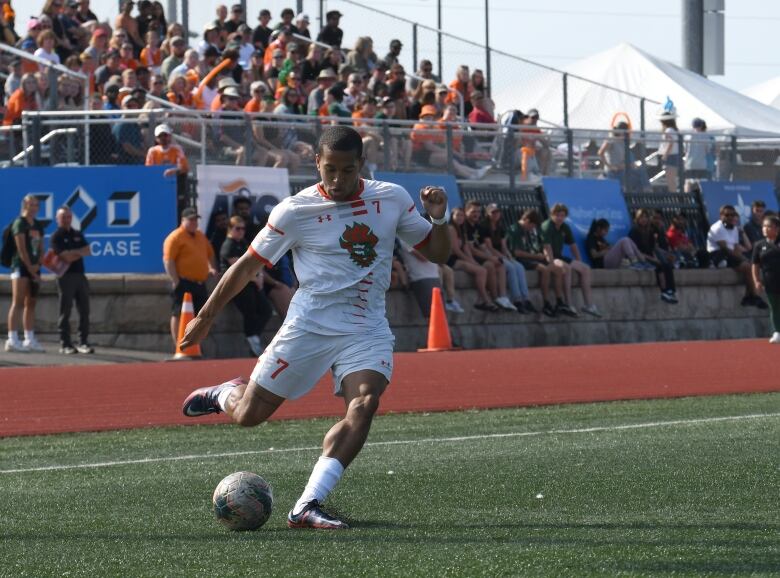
[418,287,460,352]
[174,291,202,359]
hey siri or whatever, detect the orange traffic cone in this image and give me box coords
[418,287,460,352]
[174,291,202,359]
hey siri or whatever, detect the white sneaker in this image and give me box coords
[245,335,263,356]
[495,296,517,311]
[717,260,728,269]
[770,332,780,344]
[450,300,465,314]
[582,304,603,318]
[22,338,45,353]
[473,165,492,180]
[4,339,29,353]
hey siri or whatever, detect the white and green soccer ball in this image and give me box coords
[212,471,273,531]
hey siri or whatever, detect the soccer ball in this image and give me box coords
[212,471,273,531]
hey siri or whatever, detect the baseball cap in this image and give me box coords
[92,28,108,38]
[420,105,438,118]
[296,12,310,23]
[526,108,539,118]
[181,207,200,219]
[154,124,173,137]
[27,18,40,31]
[250,80,268,93]
[390,39,402,47]
[486,203,500,214]
[230,3,242,12]
[326,10,343,18]
[436,85,449,94]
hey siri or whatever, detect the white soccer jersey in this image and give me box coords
[249,178,433,334]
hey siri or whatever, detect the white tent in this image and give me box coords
[493,43,780,135]
[742,77,780,109]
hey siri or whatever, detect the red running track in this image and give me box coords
[2,339,779,437]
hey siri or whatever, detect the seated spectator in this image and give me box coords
[707,204,767,309]
[83,26,108,63]
[160,34,185,80]
[352,96,381,174]
[410,105,490,179]
[629,208,678,303]
[325,83,351,119]
[397,238,463,317]
[167,72,192,106]
[408,59,438,94]
[345,36,377,78]
[447,207,498,312]
[300,43,323,87]
[343,71,366,111]
[683,117,715,192]
[198,22,220,58]
[520,108,551,178]
[467,90,494,125]
[34,29,60,70]
[3,72,38,125]
[464,200,515,311]
[751,214,780,344]
[483,203,536,313]
[447,64,472,116]
[541,203,602,316]
[438,263,465,313]
[139,29,162,74]
[374,96,410,171]
[216,86,253,165]
[95,49,122,91]
[264,47,284,92]
[366,60,388,97]
[507,208,565,317]
[112,96,145,164]
[119,41,139,71]
[743,200,767,246]
[307,67,336,116]
[246,82,300,171]
[666,213,701,268]
[585,218,652,270]
[4,58,22,104]
[409,79,437,121]
[389,244,410,290]
[57,75,82,111]
[219,215,273,357]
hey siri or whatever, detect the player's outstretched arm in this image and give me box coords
[418,186,451,264]
[180,252,264,348]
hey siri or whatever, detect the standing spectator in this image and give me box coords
[160,34,185,81]
[94,49,122,90]
[274,8,298,34]
[139,28,162,73]
[198,22,220,58]
[146,123,189,215]
[317,10,343,48]
[683,117,715,192]
[49,206,93,355]
[74,0,97,25]
[743,200,767,246]
[224,3,245,35]
[34,29,60,70]
[252,8,272,51]
[657,99,680,192]
[345,37,377,80]
[751,214,780,343]
[707,204,767,309]
[112,96,145,164]
[447,207,498,312]
[294,12,311,40]
[162,207,217,348]
[5,195,44,353]
[629,208,678,303]
[483,203,535,313]
[220,215,273,356]
[83,27,108,63]
[115,0,143,55]
[384,39,403,68]
[3,72,37,125]
[135,0,153,39]
[208,210,229,257]
[308,67,335,114]
[521,108,551,178]
[541,203,602,317]
[507,208,565,317]
[597,121,649,192]
[447,64,471,116]
[585,218,652,270]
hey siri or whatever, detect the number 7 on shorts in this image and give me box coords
[271,358,289,379]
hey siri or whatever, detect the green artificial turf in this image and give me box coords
[1,393,779,577]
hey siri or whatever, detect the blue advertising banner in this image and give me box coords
[542,177,631,264]
[372,172,462,218]
[699,181,779,226]
[0,166,176,273]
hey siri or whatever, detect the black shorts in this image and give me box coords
[171,278,208,316]
[412,149,432,166]
[519,259,540,271]
[709,249,745,269]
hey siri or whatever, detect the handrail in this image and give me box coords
[291,33,331,51]
[12,127,77,163]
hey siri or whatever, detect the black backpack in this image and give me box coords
[1,223,16,268]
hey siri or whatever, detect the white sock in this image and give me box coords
[8,331,19,342]
[292,456,345,515]
[23,330,35,341]
[216,382,238,411]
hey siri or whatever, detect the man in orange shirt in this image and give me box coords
[146,123,190,216]
[162,207,217,348]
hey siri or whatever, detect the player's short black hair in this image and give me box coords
[317,126,363,158]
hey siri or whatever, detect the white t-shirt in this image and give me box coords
[398,239,439,282]
[706,220,740,252]
[662,127,679,156]
[34,48,60,68]
[250,179,433,334]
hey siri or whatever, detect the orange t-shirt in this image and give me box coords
[3,88,37,125]
[244,99,261,113]
[140,47,162,68]
[120,58,138,70]
[162,226,213,282]
[146,143,189,174]
[410,122,444,152]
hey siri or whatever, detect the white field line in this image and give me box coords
[2,412,779,475]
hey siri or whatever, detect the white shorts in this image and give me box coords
[249,322,395,400]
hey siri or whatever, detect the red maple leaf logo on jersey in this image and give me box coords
[339,222,379,268]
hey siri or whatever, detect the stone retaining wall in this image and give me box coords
[0,269,769,358]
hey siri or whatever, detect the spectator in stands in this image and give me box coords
[307,67,335,115]
[115,0,143,55]
[366,60,388,97]
[585,218,652,270]
[119,41,139,71]
[447,207,498,312]
[95,49,121,91]
[56,74,81,110]
[108,27,128,52]
[343,71,366,111]
[146,123,189,213]
[408,59,437,93]
[83,27,108,63]
[198,22,220,58]
[34,29,60,69]
[34,70,51,107]
[410,105,490,179]
[389,244,409,290]
[683,117,715,192]
[3,72,38,125]
[57,1,83,60]
[49,205,93,355]
[384,39,403,68]
[317,9,343,48]
[208,209,228,256]
[139,28,161,73]
[346,37,377,79]
[521,108,551,177]
[507,208,565,317]
[743,200,767,246]
[541,203,602,317]
[223,3,244,35]
[74,0,97,25]
[597,121,648,192]
[219,215,273,357]
[409,79,436,120]
[5,194,45,353]
[264,47,284,91]
[629,208,678,303]
[447,64,471,116]
[4,58,22,105]
[752,214,780,343]
[665,213,701,268]
[707,204,767,309]
[464,200,515,311]
[160,34,185,81]
[325,82,350,119]
[658,101,681,192]
[134,1,152,38]
[252,8,272,51]
[300,43,323,86]
[397,238,459,317]
[483,203,535,313]
[113,96,145,164]
[163,207,217,348]
[274,7,297,34]
[40,0,70,60]
[467,90,494,125]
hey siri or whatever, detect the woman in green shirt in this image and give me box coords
[5,194,45,352]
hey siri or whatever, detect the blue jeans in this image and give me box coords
[504,257,529,301]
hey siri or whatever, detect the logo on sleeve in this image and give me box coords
[339,222,378,267]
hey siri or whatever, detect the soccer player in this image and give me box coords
[180,126,451,529]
